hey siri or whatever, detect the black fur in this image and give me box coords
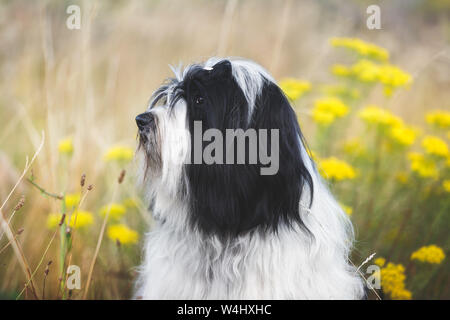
[168,60,314,237]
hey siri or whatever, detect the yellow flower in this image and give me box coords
[319,157,356,181]
[343,138,366,157]
[408,152,438,178]
[379,262,412,300]
[312,109,335,126]
[358,105,402,128]
[65,193,81,209]
[100,203,127,220]
[332,59,411,96]
[330,37,389,62]
[426,110,450,129]
[107,224,139,245]
[378,64,412,89]
[47,211,94,229]
[331,64,351,77]
[103,146,134,163]
[443,180,450,193]
[340,203,353,216]
[58,138,74,155]
[374,257,386,267]
[312,97,349,126]
[390,287,413,300]
[350,59,381,83]
[422,135,449,157]
[279,78,311,101]
[411,245,445,264]
[389,125,417,146]
[122,197,139,209]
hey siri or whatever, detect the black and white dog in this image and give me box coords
[134,57,365,299]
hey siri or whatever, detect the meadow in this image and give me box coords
[0,0,449,299]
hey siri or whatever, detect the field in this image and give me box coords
[0,0,449,299]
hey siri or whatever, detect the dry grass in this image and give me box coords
[0,0,449,299]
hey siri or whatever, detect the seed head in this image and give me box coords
[14,195,25,211]
[118,170,126,184]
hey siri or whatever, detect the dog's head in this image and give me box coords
[136,58,313,237]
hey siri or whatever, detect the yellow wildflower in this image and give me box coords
[340,203,353,216]
[312,97,349,126]
[379,262,412,300]
[443,180,450,193]
[411,245,445,264]
[319,157,356,181]
[330,37,389,62]
[312,109,335,126]
[350,59,381,82]
[331,64,351,77]
[408,152,438,178]
[389,125,417,146]
[390,287,413,300]
[422,136,449,157]
[58,138,73,155]
[107,224,139,245]
[103,146,134,163]
[65,193,81,209]
[279,78,311,101]
[378,64,412,89]
[47,211,94,229]
[425,110,450,129]
[358,105,402,128]
[100,203,126,220]
[374,257,386,267]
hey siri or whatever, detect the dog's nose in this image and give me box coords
[136,112,154,130]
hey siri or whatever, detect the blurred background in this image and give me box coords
[0,0,449,299]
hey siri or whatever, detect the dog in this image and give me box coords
[134,57,365,299]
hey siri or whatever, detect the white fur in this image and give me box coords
[134,58,365,300]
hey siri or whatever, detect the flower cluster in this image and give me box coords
[378,263,412,300]
[411,245,445,264]
[65,193,81,209]
[426,110,450,129]
[318,157,356,181]
[358,105,402,127]
[332,59,412,96]
[58,138,74,155]
[312,97,349,126]
[107,224,139,245]
[330,37,389,61]
[47,211,94,229]
[407,152,438,178]
[421,135,449,158]
[279,78,311,101]
[100,203,127,220]
[103,146,134,163]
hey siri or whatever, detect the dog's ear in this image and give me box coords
[211,60,232,78]
[248,80,314,229]
[185,78,313,237]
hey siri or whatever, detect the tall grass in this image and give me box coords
[0,0,448,299]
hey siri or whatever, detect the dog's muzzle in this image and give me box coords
[136,112,155,131]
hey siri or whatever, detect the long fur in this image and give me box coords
[134,57,365,299]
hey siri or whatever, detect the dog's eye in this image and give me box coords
[195,96,204,105]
